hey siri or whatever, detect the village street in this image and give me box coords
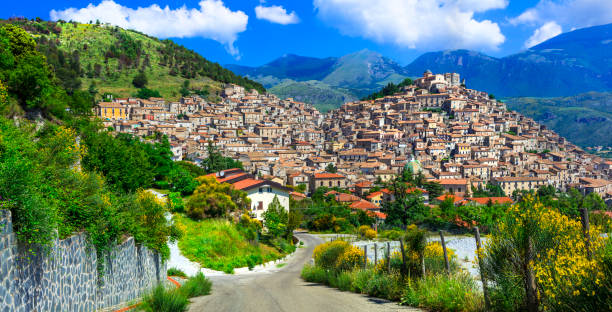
[187,233,421,312]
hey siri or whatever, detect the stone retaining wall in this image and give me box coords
[0,210,166,311]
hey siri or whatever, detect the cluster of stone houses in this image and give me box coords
[96,73,612,219]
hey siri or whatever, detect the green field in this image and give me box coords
[175,215,285,273]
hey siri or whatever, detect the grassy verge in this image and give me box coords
[139,272,212,312]
[302,239,484,312]
[174,215,286,273]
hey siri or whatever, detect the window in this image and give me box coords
[259,188,263,193]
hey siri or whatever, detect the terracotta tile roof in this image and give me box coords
[435,179,468,185]
[350,200,379,210]
[314,173,345,179]
[436,194,465,204]
[231,178,264,190]
[355,181,373,188]
[469,197,513,205]
[336,193,362,203]
[366,191,383,199]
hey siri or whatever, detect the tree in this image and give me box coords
[186,176,250,220]
[295,183,307,193]
[201,141,243,173]
[325,163,337,173]
[180,79,190,97]
[263,196,288,239]
[582,192,607,211]
[382,178,429,227]
[135,88,160,99]
[168,166,198,195]
[176,160,206,178]
[132,71,148,88]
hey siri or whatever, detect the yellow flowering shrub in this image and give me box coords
[336,245,365,271]
[364,229,377,240]
[482,195,610,311]
[313,240,351,269]
[424,242,455,259]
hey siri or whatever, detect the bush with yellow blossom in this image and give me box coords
[482,195,611,312]
[336,245,365,271]
[313,240,352,269]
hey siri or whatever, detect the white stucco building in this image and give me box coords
[208,168,291,220]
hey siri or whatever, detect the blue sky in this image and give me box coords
[3,0,612,66]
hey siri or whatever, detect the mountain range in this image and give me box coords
[228,23,612,111]
[226,50,410,111]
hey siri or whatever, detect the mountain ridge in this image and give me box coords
[231,23,612,106]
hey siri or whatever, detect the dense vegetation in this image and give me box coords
[174,215,286,273]
[1,17,264,104]
[301,226,483,311]
[362,78,414,101]
[140,272,212,312]
[294,186,375,233]
[0,22,189,279]
[505,92,612,148]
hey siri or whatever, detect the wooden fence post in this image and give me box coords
[386,242,391,273]
[580,208,592,260]
[439,230,450,275]
[475,226,491,311]
[399,238,407,277]
[363,245,368,269]
[374,243,378,264]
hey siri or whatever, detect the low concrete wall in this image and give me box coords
[0,210,166,311]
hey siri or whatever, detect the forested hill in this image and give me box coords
[1,18,264,102]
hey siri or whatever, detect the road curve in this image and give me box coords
[187,233,421,312]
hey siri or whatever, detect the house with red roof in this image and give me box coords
[468,197,513,205]
[208,169,292,220]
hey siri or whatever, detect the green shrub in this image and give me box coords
[140,284,188,312]
[313,240,350,269]
[401,273,483,312]
[167,192,185,213]
[301,264,329,284]
[379,229,404,240]
[167,267,187,278]
[336,271,354,291]
[179,272,212,298]
[351,269,375,293]
[365,273,404,301]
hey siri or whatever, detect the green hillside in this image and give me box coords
[505,92,612,148]
[269,80,357,112]
[2,18,264,102]
[228,49,408,110]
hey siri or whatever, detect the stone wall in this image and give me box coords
[0,210,166,312]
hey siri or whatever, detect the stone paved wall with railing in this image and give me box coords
[0,209,166,312]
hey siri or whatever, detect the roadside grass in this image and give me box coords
[139,272,212,312]
[175,215,285,273]
[167,267,187,278]
[179,272,212,298]
[276,263,287,268]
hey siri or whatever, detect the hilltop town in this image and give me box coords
[96,71,612,213]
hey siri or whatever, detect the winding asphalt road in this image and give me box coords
[187,233,421,312]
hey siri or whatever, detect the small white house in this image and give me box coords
[208,169,291,220]
[236,180,291,220]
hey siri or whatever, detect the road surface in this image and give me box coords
[187,233,421,312]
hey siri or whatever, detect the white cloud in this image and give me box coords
[511,0,612,29]
[524,21,563,48]
[255,5,299,25]
[50,0,248,57]
[312,0,507,51]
